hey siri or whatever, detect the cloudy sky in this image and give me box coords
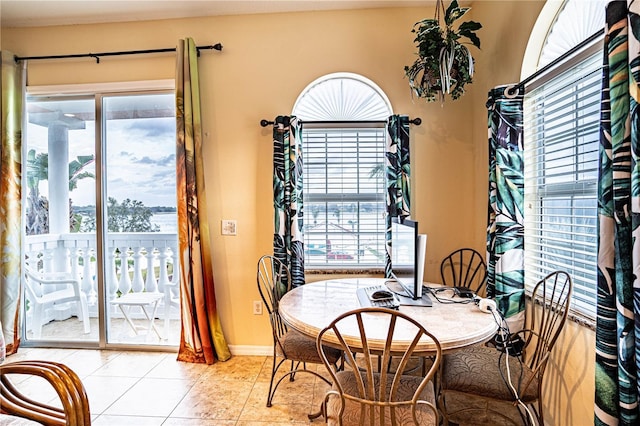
[27,95,176,208]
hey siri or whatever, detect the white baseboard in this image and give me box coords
[228,345,272,356]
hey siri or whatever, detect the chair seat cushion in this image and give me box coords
[279,329,342,364]
[441,344,539,402]
[326,371,437,426]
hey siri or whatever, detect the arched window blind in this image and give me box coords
[293,73,392,268]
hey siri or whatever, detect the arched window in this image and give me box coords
[523,0,607,319]
[293,73,392,268]
[293,72,391,120]
[537,0,606,68]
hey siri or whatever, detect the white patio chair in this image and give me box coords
[160,258,180,339]
[24,268,90,339]
[163,280,180,339]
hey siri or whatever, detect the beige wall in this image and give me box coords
[2,2,594,424]
[544,318,595,425]
[2,4,478,347]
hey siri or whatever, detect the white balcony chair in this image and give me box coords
[158,257,181,339]
[163,281,180,339]
[24,268,90,339]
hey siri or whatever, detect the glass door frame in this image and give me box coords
[21,81,177,351]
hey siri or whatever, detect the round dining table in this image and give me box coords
[278,278,498,355]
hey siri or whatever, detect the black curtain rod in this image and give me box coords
[518,29,603,88]
[260,118,422,127]
[14,43,223,63]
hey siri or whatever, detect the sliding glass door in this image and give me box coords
[102,93,179,345]
[23,90,179,348]
[24,96,98,344]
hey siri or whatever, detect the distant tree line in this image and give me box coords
[80,198,160,233]
[26,149,167,235]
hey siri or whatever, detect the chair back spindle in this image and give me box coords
[440,248,487,294]
[318,307,441,425]
[0,360,91,426]
[255,254,342,415]
[439,269,573,426]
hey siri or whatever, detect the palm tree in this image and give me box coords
[25,149,95,235]
[369,162,385,180]
[332,207,341,224]
[310,205,320,225]
[68,155,95,191]
[25,150,50,235]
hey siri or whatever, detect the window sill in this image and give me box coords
[305,268,384,276]
[528,294,595,331]
[567,312,595,331]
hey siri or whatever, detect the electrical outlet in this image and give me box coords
[253,300,263,315]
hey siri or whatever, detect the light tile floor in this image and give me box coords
[4,347,331,425]
[4,347,526,425]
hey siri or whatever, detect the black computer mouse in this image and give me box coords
[371,290,393,300]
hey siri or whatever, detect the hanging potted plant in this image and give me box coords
[404,0,482,102]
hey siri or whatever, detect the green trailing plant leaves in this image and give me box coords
[404,0,482,102]
[458,21,483,48]
[444,0,469,26]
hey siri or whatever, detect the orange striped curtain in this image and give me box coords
[175,38,230,364]
[1,51,24,356]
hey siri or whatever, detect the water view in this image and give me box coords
[150,212,177,233]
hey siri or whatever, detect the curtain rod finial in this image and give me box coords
[260,119,273,127]
[410,117,422,125]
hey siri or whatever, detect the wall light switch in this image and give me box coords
[221,220,237,236]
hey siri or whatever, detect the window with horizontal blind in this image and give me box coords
[523,38,602,319]
[293,73,392,268]
[304,123,386,267]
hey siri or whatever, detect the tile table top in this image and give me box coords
[279,278,498,354]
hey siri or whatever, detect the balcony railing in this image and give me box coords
[25,232,180,343]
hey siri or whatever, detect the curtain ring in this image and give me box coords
[503,85,521,99]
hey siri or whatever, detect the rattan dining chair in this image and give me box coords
[256,255,342,416]
[316,307,442,426]
[440,248,487,295]
[0,360,91,426]
[439,270,573,426]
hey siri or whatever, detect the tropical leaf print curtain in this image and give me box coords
[0,51,24,355]
[272,116,304,287]
[594,2,640,424]
[175,38,230,364]
[385,115,411,278]
[486,85,525,333]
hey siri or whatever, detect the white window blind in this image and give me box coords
[523,47,601,319]
[303,124,386,267]
[293,73,391,269]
